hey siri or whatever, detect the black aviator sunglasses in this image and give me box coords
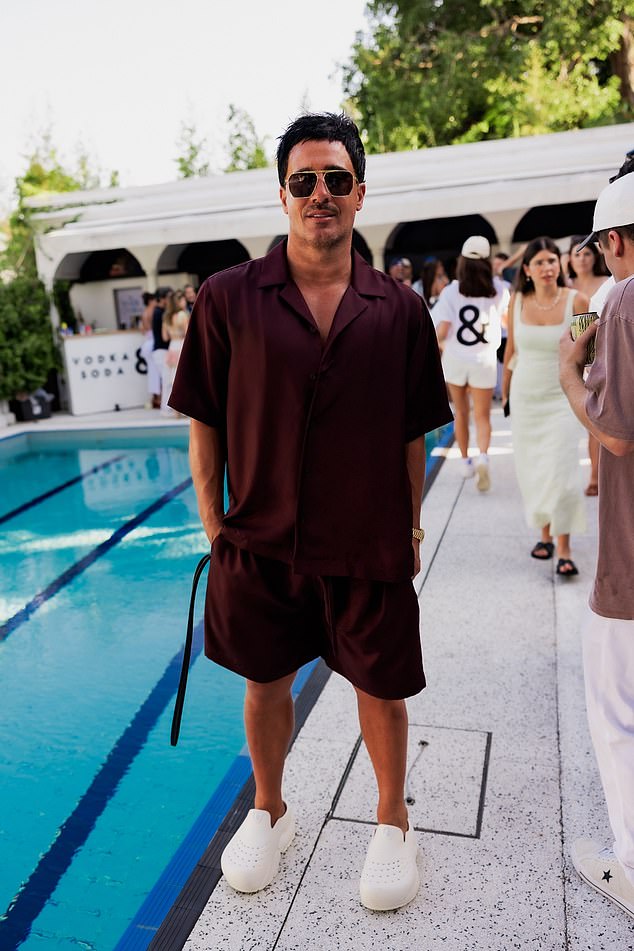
[284,169,358,199]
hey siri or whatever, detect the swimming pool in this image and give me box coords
[0,428,254,949]
[0,422,452,949]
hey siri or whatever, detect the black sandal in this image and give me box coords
[531,541,554,560]
[556,558,579,577]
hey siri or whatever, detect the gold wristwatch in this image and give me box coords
[412,528,425,542]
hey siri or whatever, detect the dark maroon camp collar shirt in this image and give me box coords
[169,240,452,582]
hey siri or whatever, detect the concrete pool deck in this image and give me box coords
[4,405,632,949]
[178,407,632,951]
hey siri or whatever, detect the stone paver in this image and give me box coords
[183,407,633,950]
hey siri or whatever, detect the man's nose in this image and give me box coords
[311,173,331,200]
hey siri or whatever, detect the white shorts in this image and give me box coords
[442,350,496,389]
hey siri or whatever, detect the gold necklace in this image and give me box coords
[532,289,563,311]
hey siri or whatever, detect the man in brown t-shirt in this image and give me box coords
[169,113,452,911]
[560,172,634,920]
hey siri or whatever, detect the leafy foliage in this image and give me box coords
[0,277,58,399]
[342,1,634,152]
[0,132,112,398]
[1,131,116,280]
[174,122,211,178]
[224,104,269,172]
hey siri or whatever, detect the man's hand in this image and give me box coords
[559,320,597,384]
[412,539,421,579]
[207,519,224,546]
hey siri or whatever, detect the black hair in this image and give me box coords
[276,112,366,186]
[421,258,447,303]
[493,251,509,261]
[515,237,565,294]
[142,291,156,306]
[456,256,496,298]
[567,235,610,278]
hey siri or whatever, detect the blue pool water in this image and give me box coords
[0,429,252,950]
[0,423,452,950]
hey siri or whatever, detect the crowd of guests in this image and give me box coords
[139,284,197,415]
[386,166,634,919]
[388,226,612,578]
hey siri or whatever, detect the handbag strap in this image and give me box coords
[170,552,211,746]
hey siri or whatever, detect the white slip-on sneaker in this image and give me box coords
[475,455,490,492]
[359,824,419,911]
[220,806,295,893]
[571,838,634,919]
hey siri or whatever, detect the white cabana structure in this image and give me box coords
[30,122,634,333]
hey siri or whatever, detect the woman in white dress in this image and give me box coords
[502,237,589,576]
[160,290,190,416]
[435,235,509,492]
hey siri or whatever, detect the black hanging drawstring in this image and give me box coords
[170,552,212,746]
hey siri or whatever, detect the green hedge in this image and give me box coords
[0,277,59,400]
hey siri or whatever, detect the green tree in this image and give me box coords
[174,122,211,178]
[0,277,57,399]
[342,1,634,153]
[224,104,269,172]
[1,132,116,280]
[0,133,115,401]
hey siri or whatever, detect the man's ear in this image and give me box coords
[610,229,625,257]
[280,185,289,216]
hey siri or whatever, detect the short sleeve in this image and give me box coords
[405,298,453,442]
[430,283,453,328]
[585,282,634,441]
[168,279,230,428]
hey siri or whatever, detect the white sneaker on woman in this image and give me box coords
[462,457,475,479]
[476,454,490,492]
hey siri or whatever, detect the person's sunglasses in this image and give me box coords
[285,169,358,199]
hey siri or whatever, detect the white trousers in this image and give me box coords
[151,348,166,400]
[583,609,634,884]
[141,334,162,397]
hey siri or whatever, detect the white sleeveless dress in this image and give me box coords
[510,291,585,536]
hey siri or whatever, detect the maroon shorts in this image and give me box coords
[204,535,425,700]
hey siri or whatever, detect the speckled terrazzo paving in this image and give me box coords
[183,407,634,951]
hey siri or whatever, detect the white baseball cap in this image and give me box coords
[461,235,491,259]
[578,174,634,248]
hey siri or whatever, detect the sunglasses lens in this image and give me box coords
[324,170,354,196]
[287,172,317,198]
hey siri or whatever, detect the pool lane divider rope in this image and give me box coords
[0,453,126,526]
[0,476,193,643]
[0,620,206,949]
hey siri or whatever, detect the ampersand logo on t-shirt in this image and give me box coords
[457,305,487,346]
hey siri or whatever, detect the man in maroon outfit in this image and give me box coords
[170,113,451,910]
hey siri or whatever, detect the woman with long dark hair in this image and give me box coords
[435,236,509,491]
[503,237,589,576]
[567,234,610,298]
[413,257,449,309]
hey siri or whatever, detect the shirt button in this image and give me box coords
[309,326,318,334]
[309,373,317,381]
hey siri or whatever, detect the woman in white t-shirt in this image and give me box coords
[434,236,509,491]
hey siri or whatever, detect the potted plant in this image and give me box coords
[0,276,59,422]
